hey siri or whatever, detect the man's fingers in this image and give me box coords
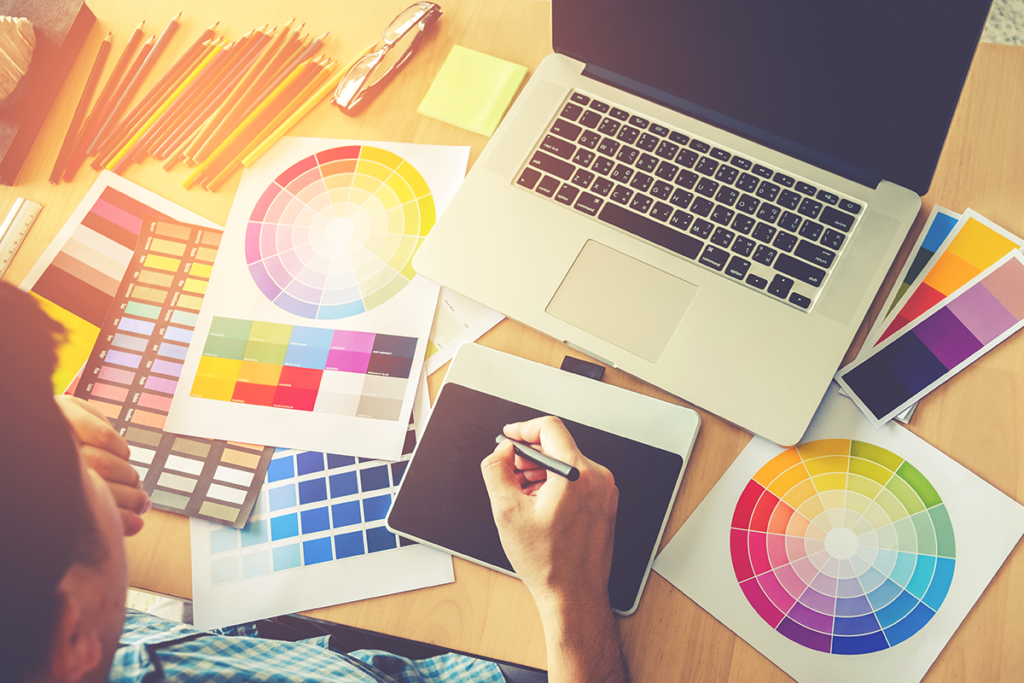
[504,416,583,466]
[109,481,150,515]
[55,395,131,459]
[120,509,145,537]
[80,445,140,487]
[481,441,528,511]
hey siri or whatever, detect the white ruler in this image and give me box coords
[0,198,42,279]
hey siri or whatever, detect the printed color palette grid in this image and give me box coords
[839,253,1024,425]
[207,447,412,585]
[74,217,274,526]
[732,439,954,655]
[246,145,436,320]
[192,317,416,421]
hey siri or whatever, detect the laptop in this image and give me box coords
[414,0,993,445]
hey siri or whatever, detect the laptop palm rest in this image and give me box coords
[546,240,697,363]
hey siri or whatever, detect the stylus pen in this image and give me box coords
[495,435,580,481]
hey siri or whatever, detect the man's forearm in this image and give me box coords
[539,601,631,683]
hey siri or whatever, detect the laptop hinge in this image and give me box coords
[582,64,884,190]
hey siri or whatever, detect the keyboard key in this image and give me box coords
[696,157,719,176]
[753,244,777,265]
[579,130,602,149]
[691,197,714,217]
[571,92,590,105]
[630,172,653,192]
[774,253,826,286]
[591,177,614,196]
[691,218,714,239]
[715,187,739,206]
[598,118,621,136]
[651,180,673,200]
[731,235,755,256]
[816,189,839,205]
[746,273,768,289]
[736,194,761,215]
[772,231,797,252]
[590,100,610,113]
[821,228,846,250]
[696,177,719,198]
[670,210,694,230]
[768,274,794,298]
[529,151,573,179]
[710,147,731,161]
[735,173,759,193]
[573,192,603,216]
[610,184,633,204]
[798,219,823,240]
[669,131,689,145]
[636,153,659,172]
[617,125,640,144]
[629,194,653,213]
[699,245,729,271]
[773,172,794,187]
[752,164,773,179]
[777,189,801,210]
[609,107,629,121]
[611,164,634,183]
[637,133,660,151]
[591,156,615,175]
[755,181,779,202]
[669,188,694,209]
[571,169,595,188]
[629,115,649,128]
[732,215,755,234]
[752,223,776,243]
[551,119,582,141]
[675,169,698,189]
[597,138,620,156]
[711,205,735,226]
[650,123,670,136]
[715,165,739,185]
[797,196,823,219]
[725,256,751,280]
[654,161,679,181]
[540,135,575,159]
[795,240,836,268]
[820,206,855,232]
[689,139,711,154]
[579,110,603,128]
[778,211,801,232]
[839,198,862,214]
[616,146,639,164]
[655,140,680,160]
[675,149,699,168]
[711,227,734,247]
[517,168,541,189]
[731,156,752,170]
[536,175,560,197]
[756,204,780,224]
[560,103,583,121]
[795,180,817,195]
[790,292,811,309]
[650,201,673,221]
[555,184,579,205]
[572,149,596,168]
[599,203,702,259]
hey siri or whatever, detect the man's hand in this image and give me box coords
[55,395,150,536]
[481,416,629,683]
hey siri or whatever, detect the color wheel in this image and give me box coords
[730,439,955,655]
[245,145,436,320]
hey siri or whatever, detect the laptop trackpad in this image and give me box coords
[546,241,697,363]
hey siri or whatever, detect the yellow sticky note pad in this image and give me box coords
[418,45,528,137]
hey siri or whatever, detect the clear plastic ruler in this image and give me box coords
[0,198,42,279]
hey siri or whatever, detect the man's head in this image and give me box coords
[0,282,128,682]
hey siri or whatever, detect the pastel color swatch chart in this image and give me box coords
[246,145,435,320]
[838,252,1024,426]
[731,439,954,655]
[74,217,274,526]
[192,317,416,421]
[877,211,1023,344]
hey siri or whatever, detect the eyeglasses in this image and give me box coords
[332,2,443,115]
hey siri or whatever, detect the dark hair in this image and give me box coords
[0,282,104,681]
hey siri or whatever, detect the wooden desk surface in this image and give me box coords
[4,1,1024,680]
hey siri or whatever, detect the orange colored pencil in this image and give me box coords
[86,34,155,159]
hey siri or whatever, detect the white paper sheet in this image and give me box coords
[424,287,504,375]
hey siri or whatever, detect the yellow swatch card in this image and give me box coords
[418,45,528,136]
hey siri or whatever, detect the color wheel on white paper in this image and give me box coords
[245,145,435,320]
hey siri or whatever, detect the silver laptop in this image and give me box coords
[415,0,992,445]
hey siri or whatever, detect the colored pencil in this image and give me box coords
[85,34,155,157]
[49,33,111,183]
[242,45,373,168]
[61,21,145,181]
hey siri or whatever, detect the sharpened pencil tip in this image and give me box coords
[173,11,182,21]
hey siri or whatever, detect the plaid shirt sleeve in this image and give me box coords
[108,609,506,683]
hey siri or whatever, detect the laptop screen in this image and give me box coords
[552,0,991,195]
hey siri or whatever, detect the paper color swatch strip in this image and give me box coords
[732,439,954,655]
[838,252,1024,426]
[74,216,275,526]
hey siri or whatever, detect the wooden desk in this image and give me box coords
[4,1,1024,680]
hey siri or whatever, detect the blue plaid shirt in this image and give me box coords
[108,610,506,683]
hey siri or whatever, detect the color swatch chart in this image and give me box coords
[206,448,412,586]
[839,252,1024,425]
[882,208,960,320]
[246,145,436,320]
[74,217,274,526]
[731,438,955,655]
[191,316,416,422]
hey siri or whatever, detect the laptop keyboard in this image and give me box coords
[514,91,865,312]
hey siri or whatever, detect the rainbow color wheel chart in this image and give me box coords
[245,145,435,320]
[731,439,954,655]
